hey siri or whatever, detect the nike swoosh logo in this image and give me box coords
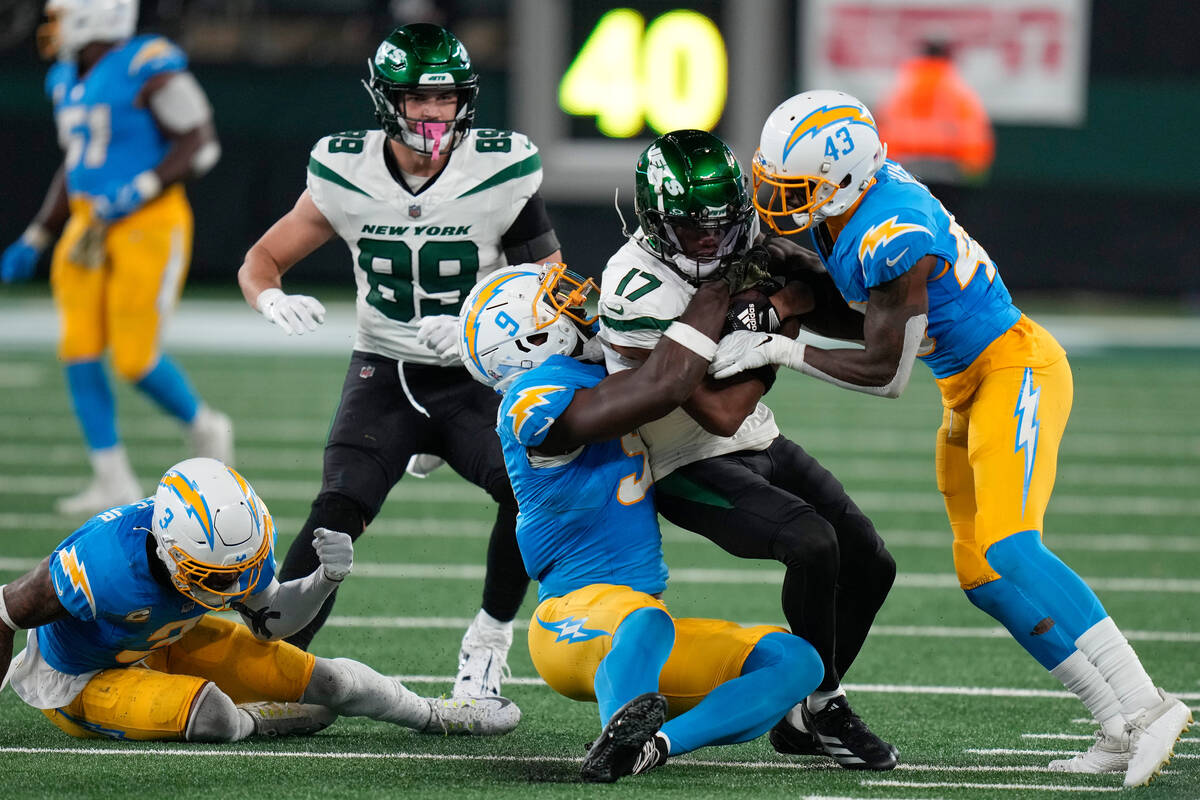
[885,248,909,267]
[608,302,625,314]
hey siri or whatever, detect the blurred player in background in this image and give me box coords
[236,23,561,700]
[597,130,898,771]
[719,89,1192,788]
[459,264,823,783]
[0,458,520,742]
[0,0,233,515]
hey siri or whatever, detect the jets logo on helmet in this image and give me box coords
[152,458,274,610]
[362,23,479,159]
[460,264,597,391]
[755,90,888,234]
[633,130,757,285]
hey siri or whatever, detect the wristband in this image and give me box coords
[0,585,21,631]
[21,225,51,252]
[663,321,718,361]
[255,287,285,314]
[785,341,808,372]
[133,170,163,201]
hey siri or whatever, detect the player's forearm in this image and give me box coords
[791,313,926,398]
[238,570,340,641]
[155,122,221,186]
[238,244,289,308]
[29,167,69,240]
[682,374,764,437]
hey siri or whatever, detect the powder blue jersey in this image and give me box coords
[46,35,187,199]
[38,499,276,675]
[810,160,1022,379]
[497,356,667,602]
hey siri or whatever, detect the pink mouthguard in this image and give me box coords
[413,121,450,159]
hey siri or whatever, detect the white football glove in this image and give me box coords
[416,314,463,366]
[313,527,353,582]
[405,453,446,479]
[709,331,805,380]
[256,287,327,335]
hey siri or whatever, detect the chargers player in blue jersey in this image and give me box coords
[459,263,824,782]
[0,457,520,742]
[710,89,1192,787]
[0,0,232,515]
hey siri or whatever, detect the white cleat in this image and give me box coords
[240,701,337,737]
[1124,688,1193,787]
[1048,728,1130,773]
[190,406,235,465]
[453,619,513,698]
[55,473,142,516]
[420,695,521,736]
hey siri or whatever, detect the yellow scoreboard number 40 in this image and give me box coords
[558,8,727,138]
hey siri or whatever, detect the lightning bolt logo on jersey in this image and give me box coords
[809,160,1021,381]
[496,356,668,602]
[1013,368,1042,515]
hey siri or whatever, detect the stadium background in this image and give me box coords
[0,0,1197,297]
[1,2,1198,798]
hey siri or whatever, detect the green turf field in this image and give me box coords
[1,340,1197,799]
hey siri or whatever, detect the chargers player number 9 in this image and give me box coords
[495,311,519,335]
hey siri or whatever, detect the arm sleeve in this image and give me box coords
[501,192,560,263]
[235,569,340,641]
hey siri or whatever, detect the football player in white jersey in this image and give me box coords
[598,130,898,770]
[236,24,561,700]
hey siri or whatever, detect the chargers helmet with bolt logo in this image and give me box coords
[362,23,479,158]
[460,264,597,391]
[38,0,138,60]
[754,89,887,234]
[633,129,758,285]
[151,458,274,610]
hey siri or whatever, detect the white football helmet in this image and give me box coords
[38,0,138,60]
[460,263,597,391]
[152,458,274,610]
[754,90,887,234]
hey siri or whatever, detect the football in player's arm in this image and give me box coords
[719,89,1193,787]
[235,24,560,698]
[0,458,518,742]
[0,0,233,516]
[458,263,824,782]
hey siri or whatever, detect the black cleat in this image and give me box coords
[801,695,899,770]
[580,693,668,783]
[769,716,825,756]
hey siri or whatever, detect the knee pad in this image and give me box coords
[185,683,253,742]
[310,493,368,539]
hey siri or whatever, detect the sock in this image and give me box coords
[594,608,674,725]
[303,657,429,728]
[805,686,846,714]
[662,632,823,755]
[65,360,118,450]
[134,356,201,423]
[471,607,513,637]
[1076,617,1160,717]
[965,576,1076,669]
[1050,650,1126,737]
[985,530,1107,640]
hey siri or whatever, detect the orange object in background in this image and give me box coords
[875,40,995,184]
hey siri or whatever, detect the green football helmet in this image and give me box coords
[633,129,758,284]
[362,23,478,157]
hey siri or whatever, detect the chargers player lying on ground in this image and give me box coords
[0,458,519,741]
[0,0,233,515]
[459,264,824,782]
[710,89,1192,788]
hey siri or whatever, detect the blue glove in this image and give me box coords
[93,171,162,222]
[1,238,40,284]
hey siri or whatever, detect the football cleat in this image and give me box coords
[189,406,235,465]
[1048,727,1131,773]
[240,701,337,737]
[580,692,668,783]
[1124,689,1193,787]
[769,715,826,757]
[56,446,142,516]
[453,618,513,698]
[801,695,899,770]
[420,695,521,736]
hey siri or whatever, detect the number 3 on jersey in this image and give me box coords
[617,432,652,505]
[358,238,481,321]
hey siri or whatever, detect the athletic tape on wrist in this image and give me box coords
[663,322,718,361]
[22,225,51,252]
[0,585,21,631]
[133,170,163,200]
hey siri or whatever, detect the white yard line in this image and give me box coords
[863,779,1121,793]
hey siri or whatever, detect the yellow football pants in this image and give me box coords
[43,615,315,741]
[528,583,788,716]
[936,357,1073,589]
[50,186,193,380]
